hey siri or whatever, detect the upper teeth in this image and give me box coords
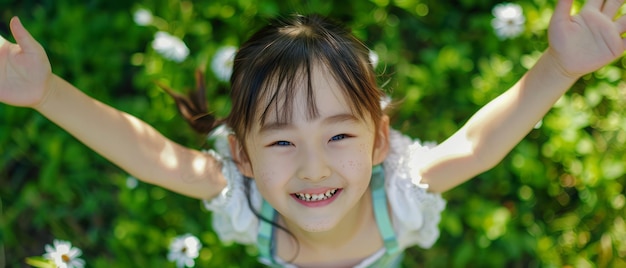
[295,189,338,202]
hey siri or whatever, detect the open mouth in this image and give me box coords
[293,188,339,202]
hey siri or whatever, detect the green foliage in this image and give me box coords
[1,0,625,267]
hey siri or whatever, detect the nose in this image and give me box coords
[296,145,331,181]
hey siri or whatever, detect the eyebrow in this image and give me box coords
[259,113,360,134]
[323,113,360,125]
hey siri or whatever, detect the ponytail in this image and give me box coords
[158,69,223,135]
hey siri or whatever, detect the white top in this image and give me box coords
[203,127,446,266]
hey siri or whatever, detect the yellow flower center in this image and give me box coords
[62,254,71,263]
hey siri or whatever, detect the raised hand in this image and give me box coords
[548,0,626,78]
[0,17,52,107]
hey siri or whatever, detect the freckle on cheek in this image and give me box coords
[257,171,273,186]
[266,171,277,179]
[343,160,365,170]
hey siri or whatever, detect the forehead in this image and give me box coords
[254,63,359,129]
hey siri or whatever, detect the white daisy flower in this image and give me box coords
[380,95,391,110]
[126,176,138,189]
[211,46,237,82]
[152,31,190,63]
[43,240,85,268]
[491,3,525,39]
[133,8,153,26]
[167,234,202,268]
[369,50,379,68]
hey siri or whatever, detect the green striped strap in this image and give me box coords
[371,165,400,254]
[257,199,276,265]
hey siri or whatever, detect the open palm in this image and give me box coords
[0,17,52,107]
[548,0,626,77]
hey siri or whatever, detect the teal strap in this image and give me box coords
[257,199,276,264]
[371,165,400,254]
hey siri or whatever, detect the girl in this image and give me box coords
[1,0,625,267]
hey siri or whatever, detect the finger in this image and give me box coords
[9,16,40,53]
[552,0,575,23]
[616,15,626,32]
[585,0,605,10]
[601,0,625,18]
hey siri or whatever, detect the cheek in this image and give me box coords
[335,143,373,167]
[338,159,366,170]
[255,169,274,188]
[247,147,283,187]
[251,161,293,193]
[334,144,373,189]
[359,142,368,154]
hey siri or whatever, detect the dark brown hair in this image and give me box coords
[227,14,384,144]
[166,14,384,143]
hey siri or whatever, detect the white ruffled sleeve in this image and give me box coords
[201,126,262,246]
[383,129,446,249]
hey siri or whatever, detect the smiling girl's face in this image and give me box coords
[230,63,389,234]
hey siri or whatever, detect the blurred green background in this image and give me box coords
[1,0,625,267]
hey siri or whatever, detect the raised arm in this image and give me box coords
[418,0,626,192]
[0,17,226,199]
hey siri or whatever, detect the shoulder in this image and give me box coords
[383,129,447,249]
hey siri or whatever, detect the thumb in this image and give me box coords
[551,0,574,24]
[9,16,41,53]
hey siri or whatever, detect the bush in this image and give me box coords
[1,0,624,267]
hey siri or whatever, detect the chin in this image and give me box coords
[298,218,337,233]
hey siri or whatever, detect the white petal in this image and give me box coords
[369,50,379,68]
[152,32,190,62]
[44,244,55,254]
[134,9,153,26]
[126,176,138,189]
[211,46,237,82]
[68,247,82,258]
[69,258,86,268]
